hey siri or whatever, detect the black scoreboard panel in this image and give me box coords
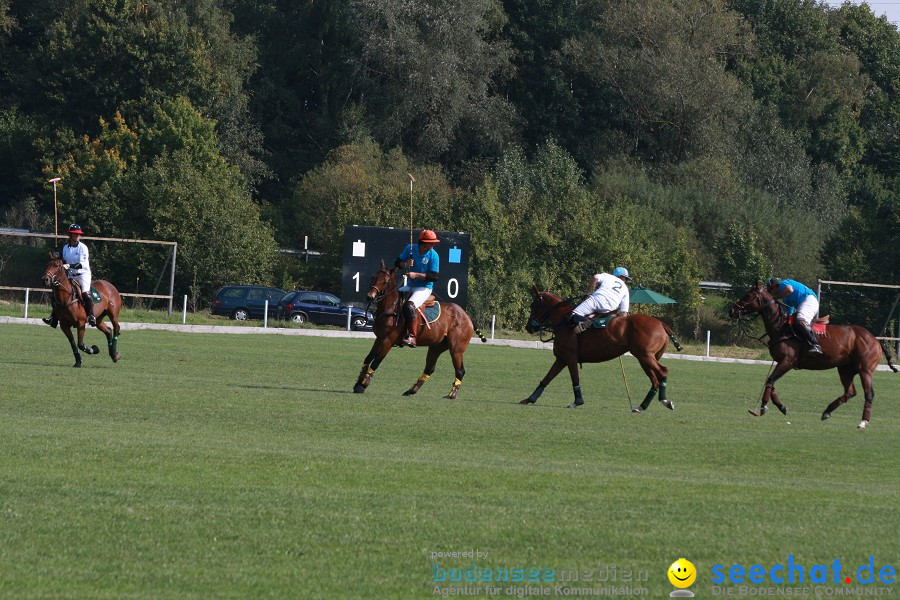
[341,225,470,309]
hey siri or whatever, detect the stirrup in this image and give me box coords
[403,335,416,348]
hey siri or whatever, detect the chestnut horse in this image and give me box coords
[730,284,897,428]
[353,261,486,398]
[521,285,683,410]
[42,253,123,367]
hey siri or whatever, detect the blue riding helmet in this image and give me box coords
[768,277,781,287]
[612,266,631,280]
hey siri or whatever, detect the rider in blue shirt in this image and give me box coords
[394,230,440,347]
[768,277,822,354]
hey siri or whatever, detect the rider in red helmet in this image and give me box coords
[394,229,440,347]
[43,224,96,328]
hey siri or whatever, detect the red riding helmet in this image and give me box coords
[418,229,440,244]
[68,224,84,235]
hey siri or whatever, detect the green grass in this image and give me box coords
[0,323,898,598]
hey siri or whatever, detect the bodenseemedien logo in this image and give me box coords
[669,558,696,597]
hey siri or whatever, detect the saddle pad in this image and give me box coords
[423,302,441,324]
[90,286,102,303]
[787,315,826,334]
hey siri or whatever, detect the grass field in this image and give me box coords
[0,323,898,598]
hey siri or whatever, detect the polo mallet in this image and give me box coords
[407,173,415,251]
[619,355,634,411]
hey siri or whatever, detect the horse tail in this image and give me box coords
[661,321,684,352]
[880,340,899,373]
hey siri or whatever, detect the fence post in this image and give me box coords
[24,288,30,319]
[182,295,187,324]
[346,307,352,331]
[706,330,711,358]
[491,314,496,340]
[264,300,268,328]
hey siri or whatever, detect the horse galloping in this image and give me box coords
[353,261,487,398]
[522,285,683,410]
[42,253,123,367]
[730,284,897,428]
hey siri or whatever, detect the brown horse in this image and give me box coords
[521,285,683,410]
[353,260,486,398]
[42,253,123,367]
[730,284,897,428]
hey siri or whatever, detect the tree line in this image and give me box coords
[0,0,897,334]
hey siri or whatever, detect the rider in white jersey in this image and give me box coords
[570,267,631,333]
[43,224,96,327]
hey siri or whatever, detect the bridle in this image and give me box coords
[732,288,776,319]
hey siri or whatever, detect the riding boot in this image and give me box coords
[42,315,59,328]
[402,301,418,348]
[571,313,590,334]
[797,322,822,354]
[82,292,97,326]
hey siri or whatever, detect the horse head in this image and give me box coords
[366,259,398,305]
[525,284,567,333]
[42,252,67,289]
[729,283,774,319]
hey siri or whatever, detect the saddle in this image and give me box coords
[69,280,103,304]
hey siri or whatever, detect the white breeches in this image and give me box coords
[70,272,92,294]
[795,296,819,325]
[573,293,618,317]
[398,286,432,308]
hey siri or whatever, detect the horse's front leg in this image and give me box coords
[354,337,394,393]
[61,325,82,368]
[75,323,99,356]
[520,357,567,405]
[404,345,444,397]
[750,361,792,417]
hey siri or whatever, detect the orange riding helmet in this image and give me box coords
[418,229,440,244]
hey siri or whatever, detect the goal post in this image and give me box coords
[0,229,178,315]
[817,279,900,355]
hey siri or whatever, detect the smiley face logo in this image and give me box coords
[668,558,696,588]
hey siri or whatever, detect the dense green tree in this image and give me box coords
[351,0,516,166]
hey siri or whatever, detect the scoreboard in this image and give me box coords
[341,225,470,309]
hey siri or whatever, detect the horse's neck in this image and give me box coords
[378,288,401,315]
[760,301,786,336]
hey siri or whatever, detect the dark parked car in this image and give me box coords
[212,285,287,321]
[277,290,374,330]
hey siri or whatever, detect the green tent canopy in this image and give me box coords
[629,286,676,305]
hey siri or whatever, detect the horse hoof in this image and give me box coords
[661,399,674,410]
[444,393,457,400]
[566,402,583,409]
[73,362,82,368]
[748,409,762,417]
[631,407,642,413]
[519,398,536,405]
[402,389,416,396]
[112,353,122,362]
[353,384,366,394]
[778,405,788,416]
[821,412,831,421]
[91,345,100,354]
[858,420,868,429]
